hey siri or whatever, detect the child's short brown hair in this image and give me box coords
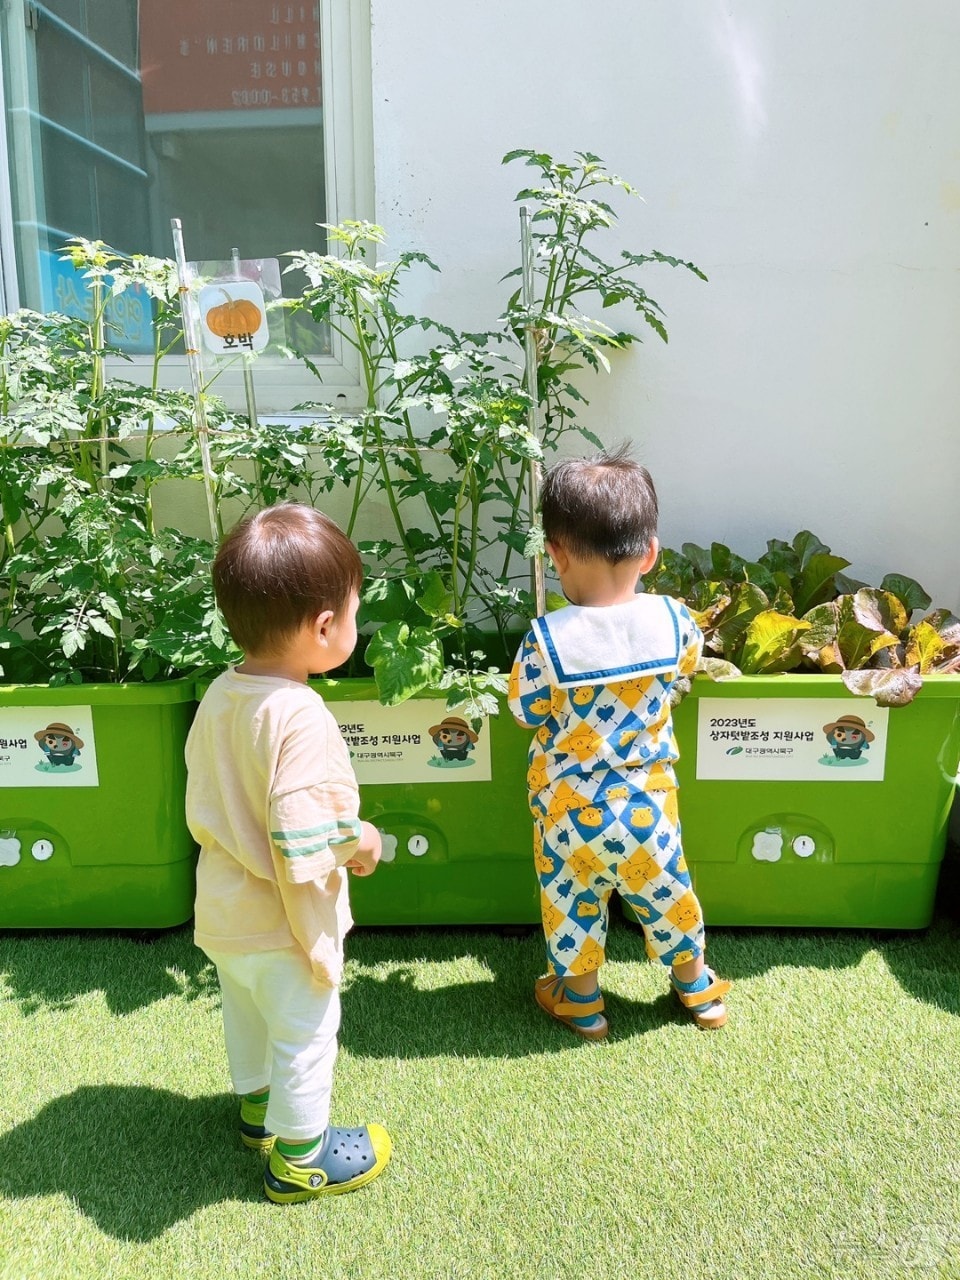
[540,444,659,564]
[213,503,363,655]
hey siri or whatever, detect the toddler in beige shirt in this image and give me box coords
[186,502,391,1203]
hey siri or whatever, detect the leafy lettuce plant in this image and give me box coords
[647,531,960,705]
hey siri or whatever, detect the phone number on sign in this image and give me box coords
[231,87,319,106]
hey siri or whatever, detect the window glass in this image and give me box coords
[1,0,330,356]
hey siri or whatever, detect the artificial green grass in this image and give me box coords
[1,909,958,1280]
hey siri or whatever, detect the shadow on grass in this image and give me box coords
[1,864,957,1034]
[339,894,960,1059]
[0,1085,259,1241]
[0,923,216,1016]
[339,922,687,1055]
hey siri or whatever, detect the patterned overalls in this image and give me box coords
[508,594,706,977]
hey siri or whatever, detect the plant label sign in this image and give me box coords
[199,279,269,354]
[0,707,100,787]
[328,700,492,785]
[696,699,889,782]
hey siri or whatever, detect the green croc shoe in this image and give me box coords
[264,1125,392,1203]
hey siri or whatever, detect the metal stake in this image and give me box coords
[171,218,219,545]
[231,246,259,431]
[520,206,546,616]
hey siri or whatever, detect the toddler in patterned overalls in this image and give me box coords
[508,447,730,1038]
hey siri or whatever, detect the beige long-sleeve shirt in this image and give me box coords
[185,669,361,987]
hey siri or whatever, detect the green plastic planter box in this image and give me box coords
[321,673,960,931]
[0,680,197,929]
[314,679,538,926]
[665,674,960,930]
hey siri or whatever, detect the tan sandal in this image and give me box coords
[671,967,731,1029]
[534,976,608,1041]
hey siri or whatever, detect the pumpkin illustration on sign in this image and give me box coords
[206,289,263,338]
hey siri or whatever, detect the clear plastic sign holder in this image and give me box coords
[170,217,286,543]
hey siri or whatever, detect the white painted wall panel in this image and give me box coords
[370,0,960,609]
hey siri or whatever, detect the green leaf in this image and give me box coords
[210,609,229,649]
[738,611,811,674]
[365,621,445,706]
[681,542,713,579]
[880,574,932,615]
[799,601,840,667]
[99,595,123,620]
[643,312,668,342]
[61,626,84,658]
[87,614,116,638]
[904,621,946,672]
[758,541,800,582]
[416,570,453,620]
[793,553,850,614]
[118,459,168,480]
[833,571,869,596]
[792,530,832,568]
[852,588,907,639]
[711,583,768,654]
[359,576,416,627]
[502,148,541,166]
[834,594,901,669]
[524,525,546,558]
[709,542,747,582]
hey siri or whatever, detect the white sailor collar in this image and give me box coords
[531,594,684,689]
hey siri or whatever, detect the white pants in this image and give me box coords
[205,947,341,1141]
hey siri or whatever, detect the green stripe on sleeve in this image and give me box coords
[270,821,339,841]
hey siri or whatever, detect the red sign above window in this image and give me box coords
[140,2,322,116]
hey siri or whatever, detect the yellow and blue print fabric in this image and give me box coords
[507,597,702,800]
[508,594,704,973]
[534,787,705,973]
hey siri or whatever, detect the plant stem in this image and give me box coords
[458,466,483,614]
[350,293,416,566]
[344,421,371,538]
[90,278,108,486]
[498,455,529,581]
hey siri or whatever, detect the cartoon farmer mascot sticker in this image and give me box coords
[34,722,84,771]
[821,714,874,766]
[428,716,479,769]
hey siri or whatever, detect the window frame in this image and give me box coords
[0,0,374,412]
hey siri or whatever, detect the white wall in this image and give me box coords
[370,0,960,611]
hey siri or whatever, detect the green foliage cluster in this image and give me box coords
[0,252,233,684]
[648,531,960,705]
[2,149,700,714]
[283,150,703,707]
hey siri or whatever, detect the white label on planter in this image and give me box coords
[696,699,888,781]
[327,700,491,785]
[0,707,100,787]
